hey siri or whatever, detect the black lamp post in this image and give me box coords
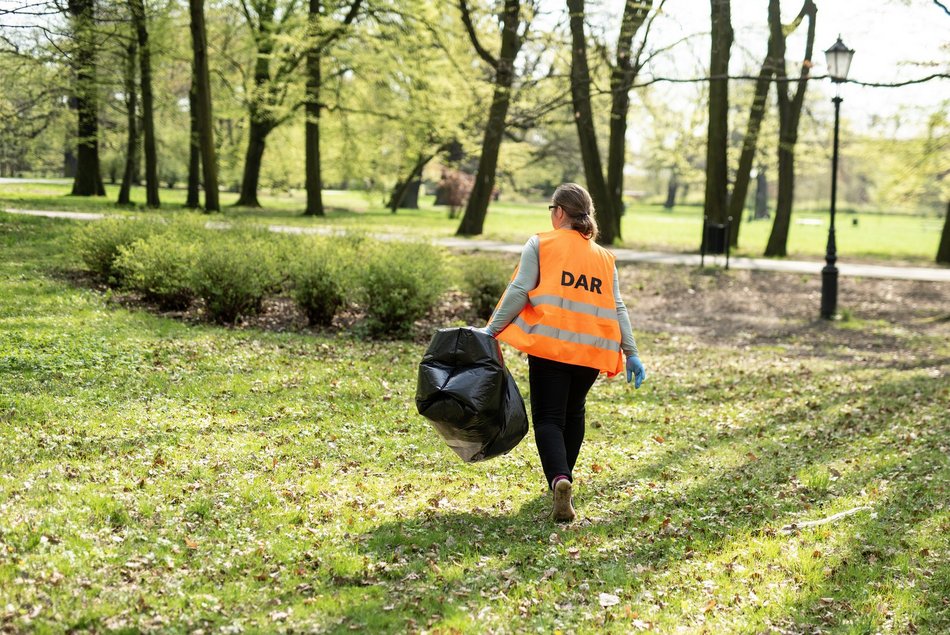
[821,36,855,319]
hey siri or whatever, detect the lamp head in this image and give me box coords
[825,36,854,83]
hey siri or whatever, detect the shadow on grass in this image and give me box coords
[340,369,949,632]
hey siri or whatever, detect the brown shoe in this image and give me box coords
[553,479,575,522]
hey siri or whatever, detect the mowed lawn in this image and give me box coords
[1,212,948,633]
[0,180,944,263]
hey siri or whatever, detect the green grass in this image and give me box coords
[0,180,944,263]
[1,212,949,633]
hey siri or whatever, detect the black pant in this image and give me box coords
[528,355,600,489]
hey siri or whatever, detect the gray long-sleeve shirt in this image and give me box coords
[486,235,639,357]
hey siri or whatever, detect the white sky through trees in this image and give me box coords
[541,0,950,135]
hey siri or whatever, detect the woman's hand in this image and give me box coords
[626,355,646,388]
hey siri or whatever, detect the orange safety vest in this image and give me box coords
[496,229,624,376]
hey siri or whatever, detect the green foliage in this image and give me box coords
[289,236,357,327]
[191,231,280,323]
[73,217,158,284]
[115,228,200,310]
[358,241,447,337]
[458,253,512,320]
[798,466,832,494]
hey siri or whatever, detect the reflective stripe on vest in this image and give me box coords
[529,294,618,321]
[497,229,624,376]
[510,317,621,353]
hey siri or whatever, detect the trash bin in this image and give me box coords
[700,216,732,268]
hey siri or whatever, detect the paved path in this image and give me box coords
[5,207,949,283]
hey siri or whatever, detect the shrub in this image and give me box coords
[358,241,447,337]
[191,233,280,324]
[115,231,199,310]
[459,254,513,320]
[74,217,157,284]
[289,237,354,327]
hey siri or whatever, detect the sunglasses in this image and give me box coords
[548,205,558,211]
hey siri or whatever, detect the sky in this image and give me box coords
[544,0,950,134]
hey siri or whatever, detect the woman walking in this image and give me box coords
[481,183,645,522]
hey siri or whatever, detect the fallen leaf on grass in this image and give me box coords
[269,609,291,622]
[652,435,664,444]
[703,599,717,613]
[599,592,620,608]
[591,463,604,473]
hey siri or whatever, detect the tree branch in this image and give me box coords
[631,72,950,88]
[318,0,363,51]
[459,0,498,69]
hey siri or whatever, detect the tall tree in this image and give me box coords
[566,0,662,244]
[129,0,159,207]
[235,0,307,208]
[189,0,219,212]
[566,0,617,244]
[455,0,526,236]
[702,0,732,231]
[764,0,817,257]
[117,38,137,206]
[68,0,106,196]
[185,74,201,208]
[304,0,363,216]
[605,0,659,239]
[727,7,777,247]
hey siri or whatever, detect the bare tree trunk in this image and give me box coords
[68,0,106,196]
[304,0,362,216]
[938,200,950,264]
[185,74,200,208]
[664,170,678,209]
[304,30,324,216]
[456,0,523,236]
[702,0,732,232]
[130,0,159,207]
[236,2,277,209]
[189,0,219,212]
[606,0,653,239]
[765,0,816,257]
[118,40,137,206]
[236,119,269,207]
[728,25,775,246]
[766,138,795,256]
[566,0,617,245]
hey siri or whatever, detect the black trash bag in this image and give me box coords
[415,327,528,463]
